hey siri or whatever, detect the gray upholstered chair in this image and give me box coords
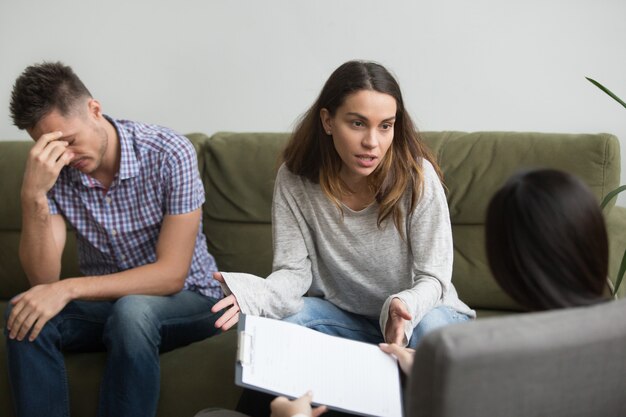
[406,298,626,417]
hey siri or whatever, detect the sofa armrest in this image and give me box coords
[406,299,626,417]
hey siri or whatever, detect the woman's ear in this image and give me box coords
[320,108,332,135]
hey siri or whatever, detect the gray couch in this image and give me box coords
[1,131,625,416]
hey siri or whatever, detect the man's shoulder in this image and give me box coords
[113,118,192,155]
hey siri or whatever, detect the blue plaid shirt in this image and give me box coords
[47,116,222,299]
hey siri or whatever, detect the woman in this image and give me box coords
[211,60,473,350]
[221,168,614,417]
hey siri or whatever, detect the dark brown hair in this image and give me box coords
[282,60,440,235]
[10,61,92,130]
[486,169,610,311]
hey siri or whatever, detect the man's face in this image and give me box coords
[27,102,108,176]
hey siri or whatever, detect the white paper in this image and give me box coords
[239,315,403,417]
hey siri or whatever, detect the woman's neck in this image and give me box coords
[340,180,375,211]
[339,170,376,211]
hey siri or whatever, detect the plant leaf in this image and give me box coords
[586,77,626,110]
[613,249,626,296]
[600,185,626,210]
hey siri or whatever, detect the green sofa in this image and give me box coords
[1,131,625,417]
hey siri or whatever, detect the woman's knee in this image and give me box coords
[282,297,335,326]
[409,306,470,348]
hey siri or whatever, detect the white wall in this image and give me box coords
[1,0,625,204]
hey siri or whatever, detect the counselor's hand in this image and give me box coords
[270,391,327,417]
[211,272,241,331]
[22,131,74,198]
[7,281,72,342]
[384,297,412,345]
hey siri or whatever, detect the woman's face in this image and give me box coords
[321,89,396,188]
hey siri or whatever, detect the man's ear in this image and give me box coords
[87,98,103,119]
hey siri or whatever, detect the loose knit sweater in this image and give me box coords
[221,161,474,345]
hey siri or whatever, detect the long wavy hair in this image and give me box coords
[486,169,610,310]
[282,60,441,235]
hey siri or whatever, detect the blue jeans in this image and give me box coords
[4,290,221,417]
[283,297,471,348]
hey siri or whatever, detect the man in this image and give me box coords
[4,62,222,417]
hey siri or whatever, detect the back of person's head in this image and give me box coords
[486,169,610,311]
[283,60,438,234]
[10,61,92,130]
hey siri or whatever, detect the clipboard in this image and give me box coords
[235,314,403,417]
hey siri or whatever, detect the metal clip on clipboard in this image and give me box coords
[237,330,253,365]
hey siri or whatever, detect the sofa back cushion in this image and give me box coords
[1,132,620,314]
[200,131,620,312]
[421,131,621,311]
[406,298,626,417]
[198,132,290,277]
[0,141,32,300]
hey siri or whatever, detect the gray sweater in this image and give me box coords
[222,161,474,344]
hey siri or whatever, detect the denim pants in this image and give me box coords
[4,290,221,417]
[283,297,471,348]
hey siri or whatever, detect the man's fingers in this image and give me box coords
[40,140,68,161]
[44,142,67,162]
[48,144,73,164]
[9,308,34,340]
[54,151,74,173]
[6,299,26,331]
[34,135,66,161]
[15,313,38,341]
[49,147,74,175]
[31,131,64,152]
[33,140,71,179]
[28,315,50,341]
[10,293,25,305]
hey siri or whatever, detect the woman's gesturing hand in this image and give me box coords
[384,297,412,345]
[211,272,241,330]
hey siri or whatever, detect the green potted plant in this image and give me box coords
[587,77,626,296]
